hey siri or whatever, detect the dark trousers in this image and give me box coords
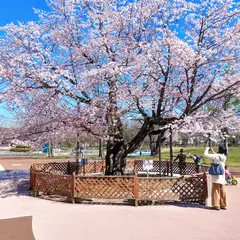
[179,162,186,175]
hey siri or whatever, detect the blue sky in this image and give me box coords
[0,0,48,26]
[0,1,49,125]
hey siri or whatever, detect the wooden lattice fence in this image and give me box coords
[34,162,70,174]
[33,172,72,197]
[131,160,198,176]
[74,176,135,200]
[33,160,202,177]
[77,161,105,175]
[138,175,206,203]
[30,163,208,206]
[33,161,105,175]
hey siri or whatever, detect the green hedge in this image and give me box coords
[15,145,30,149]
[10,147,31,152]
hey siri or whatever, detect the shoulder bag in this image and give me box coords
[208,156,224,175]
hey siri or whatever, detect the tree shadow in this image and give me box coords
[163,201,212,210]
[36,195,130,206]
[0,170,30,198]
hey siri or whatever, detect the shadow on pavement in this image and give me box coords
[0,170,30,198]
[164,201,212,210]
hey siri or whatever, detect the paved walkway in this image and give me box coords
[0,158,74,171]
[0,170,240,240]
[0,216,34,240]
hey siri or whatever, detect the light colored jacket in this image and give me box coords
[204,147,226,185]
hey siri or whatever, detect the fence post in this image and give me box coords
[167,162,169,176]
[134,160,140,175]
[204,173,212,207]
[68,161,71,175]
[71,172,75,204]
[30,164,35,195]
[31,169,34,190]
[76,160,79,175]
[134,173,139,207]
[94,161,96,173]
[30,166,33,190]
[32,171,37,197]
[102,160,105,174]
[83,160,85,176]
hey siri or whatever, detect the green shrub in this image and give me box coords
[10,147,31,152]
[15,145,31,149]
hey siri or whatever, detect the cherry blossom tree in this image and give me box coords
[6,90,99,156]
[0,0,239,174]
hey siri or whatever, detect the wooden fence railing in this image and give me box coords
[34,172,72,197]
[33,159,203,176]
[33,160,105,175]
[130,160,198,176]
[74,176,135,200]
[30,166,208,206]
[137,174,207,203]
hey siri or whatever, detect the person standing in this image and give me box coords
[204,146,227,210]
[174,149,187,175]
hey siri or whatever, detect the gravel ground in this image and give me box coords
[0,170,240,240]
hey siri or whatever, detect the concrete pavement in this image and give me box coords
[1,157,240,240]
[0,170,240,240]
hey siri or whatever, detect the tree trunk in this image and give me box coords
[149,134,156,155]
[98,138,102,158]
[105,80,125,175]
[169,126,173,177]
[105,117,151,175]
[47,140,54,158]
[105,80,169,175]
[76,131,80,162]
[149,132,166,156]
[47,144,51,158]
[207,133,212,148]
[105,140,127,175]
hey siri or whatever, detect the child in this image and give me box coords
[225,165,231,184]
[192,154,202,173]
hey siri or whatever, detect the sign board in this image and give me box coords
[143,160,153,171]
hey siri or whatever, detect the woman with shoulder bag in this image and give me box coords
[204,146,227,210]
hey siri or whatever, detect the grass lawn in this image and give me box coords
[33,147,240,168]
[127,147,240,168]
